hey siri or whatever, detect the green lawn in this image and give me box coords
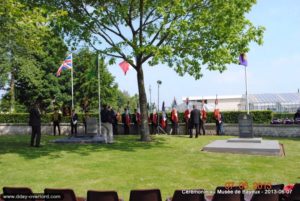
[0,134,300,199]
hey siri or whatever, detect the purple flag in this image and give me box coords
[239,53,248,67]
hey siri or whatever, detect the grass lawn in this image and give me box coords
[0,134,300,199]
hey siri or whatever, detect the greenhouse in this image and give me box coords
[247,93,300,113]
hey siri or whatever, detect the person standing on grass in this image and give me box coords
[71,109,78,136]
[184,108,190,135]
[122,108,131,134]
[190,104,201,138]
[52,109,61,136]
[200,99,208,135]
[171,107,179,135]
[150,109,158,134]
[216,112,224,135]
[29,102,41,147]
[110,107,118,135]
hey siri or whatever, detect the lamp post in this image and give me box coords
[149,85,152,111]
[244,66,249,114]
[157,80,162,112]
[157,80,162,133]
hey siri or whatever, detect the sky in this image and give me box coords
[107,0,300,107]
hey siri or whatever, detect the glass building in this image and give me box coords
[245,93,300,113]
[180,93,300,113]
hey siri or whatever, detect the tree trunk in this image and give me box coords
[136,64,151,141]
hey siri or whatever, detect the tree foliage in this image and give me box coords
[17,0,265,141]
[72,48,120,112]
[0,0,66,112]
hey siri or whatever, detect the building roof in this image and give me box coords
[182,95,243,101]
[247,93,300,104]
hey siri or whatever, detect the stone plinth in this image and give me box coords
[202,138,282,156]
[51,135,105,143]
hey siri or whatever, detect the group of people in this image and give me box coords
[148,108,179,135]
[28,101,226,147]
[183,100,224,138]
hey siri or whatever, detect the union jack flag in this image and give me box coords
[56,54,72,77]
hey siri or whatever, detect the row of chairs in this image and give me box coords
[1,184,300,201]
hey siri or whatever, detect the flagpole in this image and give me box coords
[71,54,74,109]
[97,53,102,136]
[245,66,249,114]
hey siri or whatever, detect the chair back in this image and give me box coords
[44,188,77,201]
[172,189,205,201]
[212,186,244,201]
[3,187,34,201]
[87,190,119,201]
[129,189,162,201]
[250,184,284,201]
[289,183,300,201]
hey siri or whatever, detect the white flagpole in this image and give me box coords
[97,53,102,136]
[71,54,74,109]
[245,66,249,114]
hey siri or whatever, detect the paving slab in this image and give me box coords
[51,135,106,143]
[202,138,282,156]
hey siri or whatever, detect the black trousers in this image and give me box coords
[134,124,140,135]
[216,121,223,135]
[185,121,189,135]
[31,125,41,147]
[200,119,206,135]
[113,124,118,135]
[53,121,60,136]
[71,123,77,135]
[124,124,130,134]
[172,122,178,135]
[151,123,157,134]
[190,123,200,138]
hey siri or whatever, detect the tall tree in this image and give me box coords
[39,0,264,141]
[74,48,120,112]
[0,0,65,112]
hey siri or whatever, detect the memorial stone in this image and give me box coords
[86,117,98,136]
[238,114,253,138]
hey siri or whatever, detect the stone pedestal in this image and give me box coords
[238,114,253,138]
[202,138,282,156]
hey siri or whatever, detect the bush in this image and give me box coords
[205,111,272,124]
[0,113,100,123]
[272,113,294,120]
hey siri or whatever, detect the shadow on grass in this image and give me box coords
[0,134,169,159]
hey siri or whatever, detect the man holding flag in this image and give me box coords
[200,99,208,135]
[171,98,179,135]
[160,101,168,133]
[184,98,191,135]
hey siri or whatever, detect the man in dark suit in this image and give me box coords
[71,109,78,136]
[190,104,201,138]
[29,103,41,147]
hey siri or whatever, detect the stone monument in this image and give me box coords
[238,114,253,138]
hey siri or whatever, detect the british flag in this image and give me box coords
[56,54,72,77]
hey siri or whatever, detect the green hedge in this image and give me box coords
[0,111,273,124]
[204,111,273,124]
[0,113,99,124]
[272,113,294,120]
